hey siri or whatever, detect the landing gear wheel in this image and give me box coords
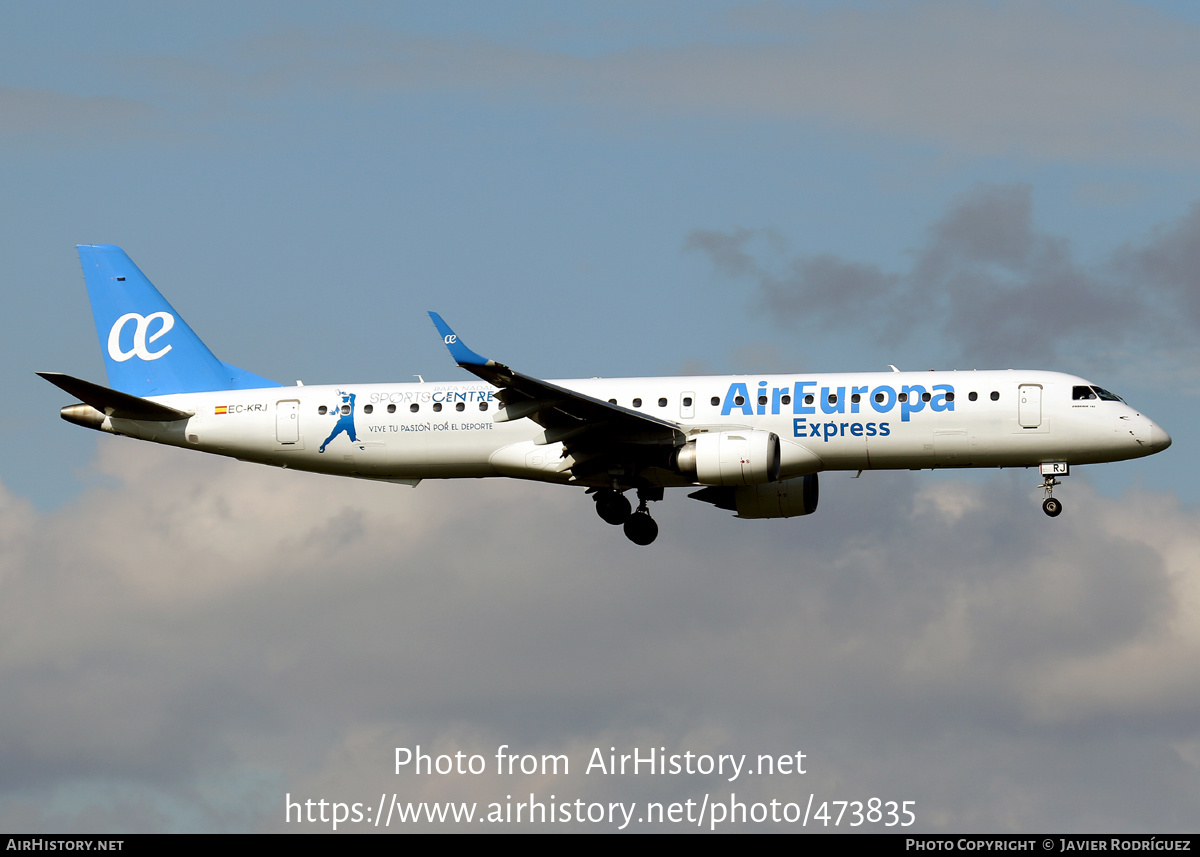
[594,490,632,525]
[1040,473,1064,518]
[623,511,659,546]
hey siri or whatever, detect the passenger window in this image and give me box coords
[874,392,885,404]
[318,405,328,415]
[658,397,667,407]
[945,392,954,402]
[364,404,374,414]
[410,404,419,413]
[898,392,908,403]
[990,391,999,401]
[710,396,719,406]
[341,405,351,415]
[851,393,860,404]
[609,399,617,405]
[433,402,442,412]
[387,404,396,414]
[683,397,693,407]
[633,398,642,408]
[456,402,465,411]
[968,392,978,401]
[734,396,744,406]
[828,393,838,405]
[758,395,768,406]
[804,394,814,405]
[781,395,791,405]
[921,392,931,403]
[479,401,488,411]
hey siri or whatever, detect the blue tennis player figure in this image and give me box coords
[319,390,359,453]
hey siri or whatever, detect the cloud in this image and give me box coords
[697,0,1200,163]
[0,435,1197,830]
[35,2,1200,162]
[243,2,1200,163]
[0,88,158,145]
[687,183,1197,367]
[1116,201,1200,329]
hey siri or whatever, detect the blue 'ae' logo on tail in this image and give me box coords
[107,312,175,362]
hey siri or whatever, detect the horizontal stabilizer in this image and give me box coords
[37,372,192,421]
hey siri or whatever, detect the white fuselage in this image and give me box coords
[98,369,1169,487]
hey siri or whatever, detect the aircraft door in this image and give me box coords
[1018,385,1042,428]
[276,399,300,444]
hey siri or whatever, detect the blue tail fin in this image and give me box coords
[78,245,280,396]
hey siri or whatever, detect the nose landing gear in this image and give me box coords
[1040,472,1064,517]
[1038,463,1069,517]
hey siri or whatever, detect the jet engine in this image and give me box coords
[675,430,781,486]
[689,473,819,519]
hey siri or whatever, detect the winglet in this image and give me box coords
[428,312,490,366]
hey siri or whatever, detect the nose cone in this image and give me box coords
[1150,421,1172,453]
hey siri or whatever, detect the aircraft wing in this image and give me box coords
[428,313,686,482]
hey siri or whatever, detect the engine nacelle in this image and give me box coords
[687,473,819,518]
[732,473,819,518]
[675,430,781,486]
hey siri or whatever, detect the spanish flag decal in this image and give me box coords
[214,406,228,415]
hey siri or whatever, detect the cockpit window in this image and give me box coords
[1073,386,1097,400]
[1092,386,1123,402]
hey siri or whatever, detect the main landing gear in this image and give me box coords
[592,487,661,546]
[624,502,659,546]
[594,489,631,525]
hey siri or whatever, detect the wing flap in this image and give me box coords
[494,398,566,423]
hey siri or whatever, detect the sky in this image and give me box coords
[3,0,1200,832]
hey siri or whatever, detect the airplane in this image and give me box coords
[40,245,1172,546]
